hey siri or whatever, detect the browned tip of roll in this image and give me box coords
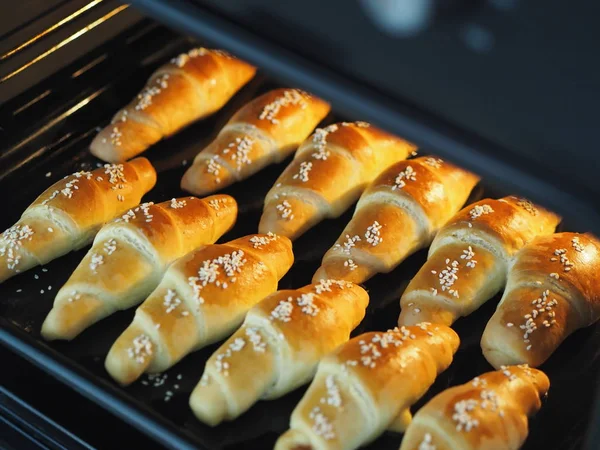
[202,194,238,237]
[105,323,154,386]
[128,157,157,192]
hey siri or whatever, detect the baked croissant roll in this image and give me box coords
[0,158,156,283]
[398,196,561,327]
[180,88,330,196]
[41,195,237,341]
[313,156,479,285]
[275,323,460,450]
[90,48,256,162]
[481,232,600,368]
[399,365,550,450]
[258,121,416,241]
[105,232,294,386]
[189,279,369,426]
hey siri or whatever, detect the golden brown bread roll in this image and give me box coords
[41,195,237,341]
[313,156,479,284]
[189,279,368,426]
[399,365,550,450]
[0,158,156,283]
[481,232,600,368]
[180,88,331,196]
[105,232,294,386]
[275,323,460,450]
[399,196,561,327]
[258,121,416,241]
[90,48,256,162]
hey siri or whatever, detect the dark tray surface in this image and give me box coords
[0,20,597,450]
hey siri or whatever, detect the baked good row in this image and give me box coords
[1,47,599,450]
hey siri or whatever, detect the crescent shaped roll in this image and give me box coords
[258,121,416,240]
[0,158,156,283]
[105,232,294,386]
[90,48,256,162]
[41,195,237,341]
[313,156,479,284]
[481,232,600,368]
[399,196,560,327]
[189,279,368,426]
[399,365,549,450]
[181,88,330,196]
[276,323,460,450]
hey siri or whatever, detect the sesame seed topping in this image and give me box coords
[517,290,558,350]
[214,337,246,376]
[309,407,335,440]
[276,200,294,220]
[245,327,267,352]
[171,48,208,67]
[424,157,443,169]
[344,259,358,271]
[418,433,436,450]
[34,274,39,279]
[110,127,122,146]
[115,202,154,223]
[188,250,247,306]
[357,330,405,368]
[297,292,320,316]
[334,234,361,254]
[452,399,480,432]
[0,224,35,271]
[207,198,227,210]
[469,204,494,220]
[259,89,308,124]
[206,157,222,183]
[127,334,153,364]
[516,198,538,215]
[320,375,343,409]
[550,247,574,273]
[506,322,513,327]
[311,124,339,159]
[392,165,416,190]
[292,161,313,182]
[472,377,487,387]
[365,221,383,247]
[222,136,254,172]
[313,279,352,294]
[500,365,517,381]
[249,232,278,249]
[89,253,104,273]
[45,172,52,177]
[572,236,585,252]
[103,239,117,255]
[167,198,186,210]
[163,289,182,313]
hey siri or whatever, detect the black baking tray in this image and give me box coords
[0,20,599,450]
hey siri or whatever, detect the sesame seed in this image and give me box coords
[249,232,278,249]
[292,161,313,182]
[424,157,443,169]
[34,274,39,279]
[259,89,308,124]
[469,204,494,220]
[276,200,294,220]
[45,172,52,177]
[16,289,22,293]
[311,124,338,159]
[170,198,187,209]
[365,221,383,246]
[392,165,416,190]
